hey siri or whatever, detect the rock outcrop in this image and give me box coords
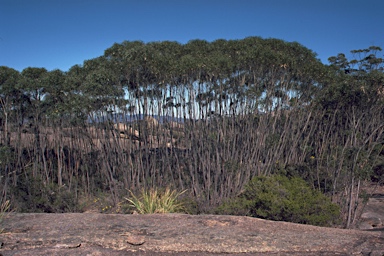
[358,192,384,230]
[1,213,383,255]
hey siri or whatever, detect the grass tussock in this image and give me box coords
[125,187,186,214]
[0,200,10,233]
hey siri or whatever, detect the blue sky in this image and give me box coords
[1,0,383,72]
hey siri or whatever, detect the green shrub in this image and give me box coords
[180,196,201,215]
[214,196,251,216]
[125,187,186,214]
[216,174,340,227]
[11,177,79,213]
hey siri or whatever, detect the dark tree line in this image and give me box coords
[0,37,383,227]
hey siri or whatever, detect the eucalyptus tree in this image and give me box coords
[17,67,48,177]
[0,67,20,203]
[82,56,130,201]
[41,69,68,187]
[104,41,181,195]
[314,46,384,228]
[184,39,214,118]
[81,57,125,118]
[0,66,20,145]
[209,38,325,183]
[146,41,182,117]
[43,69,67,123]
[138,41,189,188]
[104,41,147,192]
[64,64,90,125]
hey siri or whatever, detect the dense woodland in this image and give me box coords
[0,37,383,227]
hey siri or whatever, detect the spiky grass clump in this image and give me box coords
[125,187,186,214]
[0,200,10,233]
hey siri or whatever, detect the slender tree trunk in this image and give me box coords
[346,174,354,229]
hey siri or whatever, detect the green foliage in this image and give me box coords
[178,195,200,215]
[322,46,384,112]
[11,177,79,213]
[125,187,186,214]
[214,196,251,216]
[216,174,341,227]
[371,160,384,183]
[0,145,15,166]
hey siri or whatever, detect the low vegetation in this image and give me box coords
[0,199,10,233]
[215,174,341,227]
[10,177,79,213]
[125,187,186,214]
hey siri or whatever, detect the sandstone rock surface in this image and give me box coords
[1,213,383,255]
[358,192,384,230]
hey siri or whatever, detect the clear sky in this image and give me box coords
[1,0,383,72]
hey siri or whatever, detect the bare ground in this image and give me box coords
[0,213,383,256]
